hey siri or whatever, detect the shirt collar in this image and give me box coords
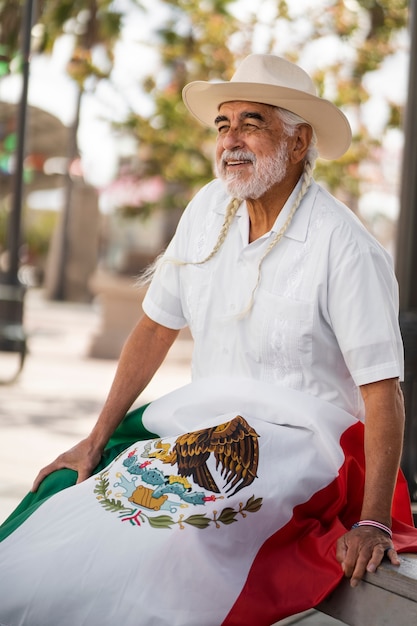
[271,178,318,243]
[213,177,318,244]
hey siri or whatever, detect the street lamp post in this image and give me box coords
[5,0,34,286]
[396,0,417,501]
[0,0,34,381]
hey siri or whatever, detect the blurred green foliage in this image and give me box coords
[114,0,410,214]
[0,0,410,239]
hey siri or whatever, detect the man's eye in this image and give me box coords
[217,125,229,134]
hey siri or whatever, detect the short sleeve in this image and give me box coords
[327,232,403,386]
[142,179,226,330]
[142,220,189,330]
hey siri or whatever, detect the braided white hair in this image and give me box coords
[237,157,315,317]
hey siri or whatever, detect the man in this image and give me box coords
[1,54,416,625]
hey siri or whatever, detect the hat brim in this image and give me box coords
[182,81,352,160]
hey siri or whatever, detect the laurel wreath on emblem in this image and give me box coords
[94,415,263,529]
[95,472,262,529]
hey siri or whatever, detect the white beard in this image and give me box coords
[215,142,288,200]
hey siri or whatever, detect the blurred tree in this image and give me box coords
[39,1,134,298]
[0,0,141,77]
[35,0,145,299]
[0,1,24,76]
[119,0,408,216]
[1,0,144,299]
[286,0,409,209]
[119,0,242,215]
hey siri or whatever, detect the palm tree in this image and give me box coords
[35,0,144,299]
[1,0,144,299]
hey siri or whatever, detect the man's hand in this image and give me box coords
[336,526,400,587]
[31,437,104,492]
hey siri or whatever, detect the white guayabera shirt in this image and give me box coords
[143,177,403,419]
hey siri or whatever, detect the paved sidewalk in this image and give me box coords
[0,288,343,626]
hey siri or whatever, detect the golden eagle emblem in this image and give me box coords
[149,415,259,496]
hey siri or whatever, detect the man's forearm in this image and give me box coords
[360,378,405,526]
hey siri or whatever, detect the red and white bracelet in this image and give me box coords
[351,520,392,539]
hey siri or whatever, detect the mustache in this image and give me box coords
[219,150,256,167]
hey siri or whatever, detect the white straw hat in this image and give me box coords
[182,54,352,160]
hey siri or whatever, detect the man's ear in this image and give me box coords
[289,124,313,164]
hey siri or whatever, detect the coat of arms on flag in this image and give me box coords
[94,415,263,529]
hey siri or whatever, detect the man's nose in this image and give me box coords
[221,127,245,150]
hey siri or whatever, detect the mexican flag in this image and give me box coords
[0,378,416,626]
